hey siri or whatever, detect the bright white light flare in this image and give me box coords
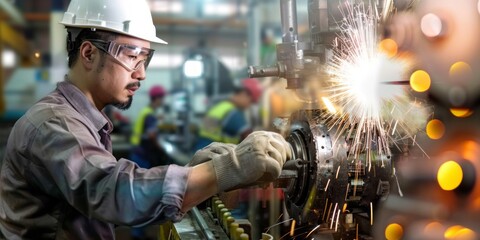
[323,2,428,158]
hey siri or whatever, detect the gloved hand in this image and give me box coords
[213,131,292,192]
[187,142,236,166]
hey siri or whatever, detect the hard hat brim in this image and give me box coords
[60,23,168,45]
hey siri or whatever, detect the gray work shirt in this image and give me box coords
[0,81,190,240]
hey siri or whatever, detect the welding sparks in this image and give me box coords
[322,1,428,158]
[265,217,293,233]
[324,178,331,191]
[290,219,296,237]
[335,210,341,232]
[370,202,374,225]
[306,225,322,238]
[330,203,338,229]
[322,97,337,114]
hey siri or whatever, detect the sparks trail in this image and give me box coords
[381,80,410,85]
[321,1,429,158]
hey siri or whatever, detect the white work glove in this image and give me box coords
[187,142,236,166]
[213,131,292,192]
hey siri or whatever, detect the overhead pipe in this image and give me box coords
[280,0,298,43]
[0,0,26,26]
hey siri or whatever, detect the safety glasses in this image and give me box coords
[86,39,155,72]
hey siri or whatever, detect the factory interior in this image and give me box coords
[2,0,480,239]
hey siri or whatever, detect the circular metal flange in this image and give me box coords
[284,110,394,228]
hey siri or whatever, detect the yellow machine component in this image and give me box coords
[0,40,3,114]
[0,21,38,115]
[0,22,29,58]
[160,195,278,240]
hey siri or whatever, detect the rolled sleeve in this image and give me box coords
[159,165,190,222]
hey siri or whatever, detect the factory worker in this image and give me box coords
[194,78,263,151]
[130,85,170,169]
[0,0,291,239]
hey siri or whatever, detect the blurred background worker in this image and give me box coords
[193,77,263,219]
[194,78,263,151]
[129,85,168,240]
[130,85,171,169]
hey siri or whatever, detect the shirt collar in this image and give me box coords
[57,80,113,133]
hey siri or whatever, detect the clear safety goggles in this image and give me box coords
[87,39,155,72]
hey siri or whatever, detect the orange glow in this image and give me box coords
[410,70,431,92]
[385,223,403,240]
[437,161,463,191]
[449,62,473,82]
[342,203,348,213]
[473,197,480,210]
[461,141,479,161]
[379,38,398,58]
[424,221,443,234]
[426,119,445,140]
[450,108,473,118]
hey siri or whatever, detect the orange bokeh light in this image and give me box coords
[385,223,403,240]
[424,221,443,234]
[426,119,445,140]
[437,161,463,191]
[450,108,473,118]
[449,62,473,82]
[410,70,431,92]
[379,38,398,58]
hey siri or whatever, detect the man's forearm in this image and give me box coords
[181,161,218,212]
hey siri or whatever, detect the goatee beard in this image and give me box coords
[113,82,140,110]
[113,96,133,110]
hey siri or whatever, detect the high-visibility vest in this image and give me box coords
[198,100,240,144]
[130,106,154,146]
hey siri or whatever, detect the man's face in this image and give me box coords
[237,91,253,109]
[152,96,164,109]
[90,36,151,110]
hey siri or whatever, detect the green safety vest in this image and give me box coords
[199,100,240,144]
[130,106,154,146]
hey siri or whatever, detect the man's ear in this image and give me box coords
[79,41,96,69]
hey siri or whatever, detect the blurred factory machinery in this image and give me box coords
[161,46,236,155]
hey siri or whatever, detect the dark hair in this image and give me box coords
[66,28,118,68]
[150,95,164,102]
[233,87,250,97]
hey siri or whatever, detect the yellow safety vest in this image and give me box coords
[130,106,154,146]
[199,101,240,144]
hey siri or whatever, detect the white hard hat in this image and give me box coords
[60,0,167,44]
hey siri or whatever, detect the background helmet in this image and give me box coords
[149,85,166,98]
[60,0,167,44]
[242,78,263,103]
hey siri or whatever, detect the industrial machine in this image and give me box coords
[248,0,400,239]
[275,109,393,239]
